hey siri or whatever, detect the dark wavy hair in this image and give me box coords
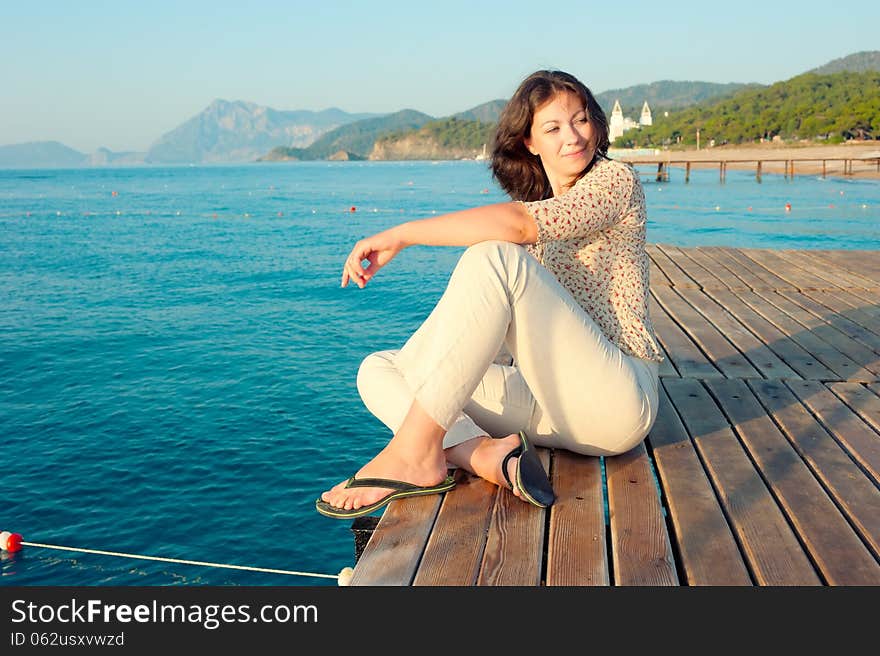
[491,70,610,201]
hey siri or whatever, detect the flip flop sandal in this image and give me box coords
[501,431,556,508]
[315,474,456,519]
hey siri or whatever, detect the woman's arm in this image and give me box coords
[341,202,536,288]
[522,162,638,245]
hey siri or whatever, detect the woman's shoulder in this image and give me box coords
[594,156,636,176]
[578,156,638,188]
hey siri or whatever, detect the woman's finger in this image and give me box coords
[344,261,366,289]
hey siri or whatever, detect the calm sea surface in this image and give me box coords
[1,161,878,586]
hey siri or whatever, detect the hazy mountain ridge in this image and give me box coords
[451,100,508,124]
[3,51,876,168]
[809,50,880,75]
[0,141,87,168]
[145,100,378,164]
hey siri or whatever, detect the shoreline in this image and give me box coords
[619,142,880,180]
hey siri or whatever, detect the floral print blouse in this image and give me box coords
[519,157,663,362]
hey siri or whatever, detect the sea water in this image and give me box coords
[1,161,878,586]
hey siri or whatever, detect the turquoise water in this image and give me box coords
[1,161,878,586]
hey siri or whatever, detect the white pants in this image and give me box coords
[357,240,660,457]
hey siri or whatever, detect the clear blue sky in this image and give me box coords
[2,0,877,152]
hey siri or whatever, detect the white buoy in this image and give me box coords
[337,566,354,586]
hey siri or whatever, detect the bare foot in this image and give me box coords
[445,433,524,500]
[320,442,449,512]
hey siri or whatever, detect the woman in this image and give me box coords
[316,70,662,519]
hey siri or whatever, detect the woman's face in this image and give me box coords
[524,90,596,195]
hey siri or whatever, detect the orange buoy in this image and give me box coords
[350,206,357,213]
[785,203,792,212]
[1,531,23,553]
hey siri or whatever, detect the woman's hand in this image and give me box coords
[341,228,407,289]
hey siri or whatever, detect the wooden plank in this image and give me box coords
[705,288,837,380]
[785,290,880,362]
[647,383,752,585]
[647,243,700,288]
[828,382,880,435]
[649,293,723,379]
[776,249,877,290]
[476,450,549,585]
[657,244,728,289]
[653,284,763,379]
[350,491,445,586]
[750,379,880,564]
[746,289,876,381]
[785,380,880,486]
[740,247,835,290]
[657,339,679,378]
[664,377,820,584]
[697,246,773,291]
[678,246,748,290]
[811,250,880,284]
[773,289,880,377]
[649,256,674,287]
[606,441,678,585]
[813,250,880,283]
[808,289,880,346]
[723,248,794,290]
[546,451,608,586]
[676,287,800,380]
[712,378,880,582]
[843,288,880,324]
[413,470,496,585]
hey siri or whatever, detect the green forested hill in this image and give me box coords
[615,71,880,147]
[260,109,434,160]
[809,50,880,74]
[451,99,507,124]
[376,117,496,151]
[369,117,496,159]
[595,80,757,120]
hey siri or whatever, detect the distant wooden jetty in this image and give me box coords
[349,246,880,586]
[623,156,880,182]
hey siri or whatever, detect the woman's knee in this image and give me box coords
[356,350,397,398]
[458,240,526,269]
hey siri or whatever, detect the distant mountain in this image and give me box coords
[451,99,507,124]
[259,109,434,161]
[146,100,379,163]
[809,50,880,74]
[314,86,759,161]
[595,81,759,120]
[370,117,495,160]
[619,70,880,147]
[85,147,145,166]
[0,141,86,168]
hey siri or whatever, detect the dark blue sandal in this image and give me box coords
[315,475,456,519]
[501,431,556,508]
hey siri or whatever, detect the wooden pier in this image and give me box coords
[623,156,880,182]
[349,246,880,586]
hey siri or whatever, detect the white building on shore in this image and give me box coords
[640,101,652,126]
[609,99,653,141]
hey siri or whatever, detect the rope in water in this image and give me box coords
[2,532,352,584]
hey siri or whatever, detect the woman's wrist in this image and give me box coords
[390,223,413,249]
